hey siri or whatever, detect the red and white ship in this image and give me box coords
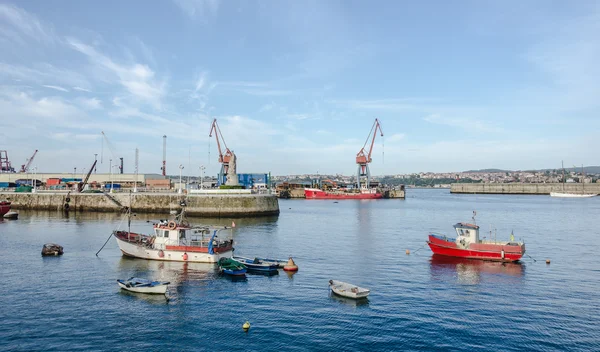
[0,201,11,217]
[304,188,383,200]
[113,210,234,263]
[427,214,525,262]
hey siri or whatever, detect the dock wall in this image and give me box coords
[450,183,600,195]
[1,192,280,217]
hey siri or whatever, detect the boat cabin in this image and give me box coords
[150,220,233,253]
[453,223,480,248]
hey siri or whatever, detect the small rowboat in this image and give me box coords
[233,256,279,273]
[117,277,170,294]
[218,258,247,276]
[252,257,287,268]
[329,280,370,299]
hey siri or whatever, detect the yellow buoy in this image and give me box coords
[243,321,250,331]
[406,249,410,255]
[283,257,298,272]
[546,259,551,264]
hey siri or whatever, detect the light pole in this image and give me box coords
[31,166,37,193]
[200,165,205,190]
[73,167,76,179]
[110,165,116,193]
[178,164,184,194]
[109,159,112,192]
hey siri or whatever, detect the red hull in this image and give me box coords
[0,201,11,217]
[304,188,383,199]
[427,234,525,262]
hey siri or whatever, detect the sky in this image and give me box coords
[0,1,599,177]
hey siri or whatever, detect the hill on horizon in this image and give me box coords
[464,166,600,174]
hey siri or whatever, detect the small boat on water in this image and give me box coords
[253,257,288,268]
[3,211,18,219]
[218,257,247,276]
[550,192,597,198]
[329,280,370,299]
[117,277,170,294]
[112,207,234,263]
[0,200,11,217]
[233,256,279,273]
[427,212,525,262]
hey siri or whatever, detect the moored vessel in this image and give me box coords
[304,188,383,200]
[427,213,525,262]
[117,277,170,294]
[113,209,234,263]
[0,200,11,217]
[329,280,370,299]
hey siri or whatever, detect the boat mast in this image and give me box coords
[561,160,565,192]
[582,164,585,194]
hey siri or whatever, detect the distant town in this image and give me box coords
[272,167,600,188]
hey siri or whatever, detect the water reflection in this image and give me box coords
[429,255,525,285]
[117,289,170,305]
[117,257,218,285]
[329,292,370,308]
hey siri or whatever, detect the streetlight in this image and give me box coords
[31,166,37,193]
[199,165,206,190]
[73,167,76,179]
[178,164,184,194]
[110,165,118,193]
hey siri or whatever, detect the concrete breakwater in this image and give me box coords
[1,192,280,217]
[451,183,600,195]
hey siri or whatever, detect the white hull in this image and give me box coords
[329,280,370,299]
[115,237,231,263]
[550,192,597,198]
[117,281,168,294]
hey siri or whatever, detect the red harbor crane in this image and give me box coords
[356,118,383,189]
[209,118,233,185]
[20,149,38,173]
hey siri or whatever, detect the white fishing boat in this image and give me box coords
[328,280,370,299]
[117,277,170,294]
[550,192,596,198]
[112,207,234,263]
[550,162,597,198]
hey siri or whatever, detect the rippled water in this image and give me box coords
[1,189,599,351]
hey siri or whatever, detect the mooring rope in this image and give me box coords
[96,215,126,257]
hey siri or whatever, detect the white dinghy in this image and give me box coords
[117,277,170,295]
[329,280,370,299]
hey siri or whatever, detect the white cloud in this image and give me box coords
[423,113,503,133]
[66,38,166,105]
[172,0,220,20]
[77,97,102,110]
[0,4,56,46]
[0,62,92,90]
[73,86,91,92]
[42,85,69,92]
[385,133,405,143]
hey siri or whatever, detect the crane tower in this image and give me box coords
[356,118,383,189]
[208,119,233,185]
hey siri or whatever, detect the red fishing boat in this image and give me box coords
[0,201,11,217]
[304,188,383,200]
[427,213,525,262]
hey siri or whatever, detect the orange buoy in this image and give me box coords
[283,257,298,272]
[183,252,188,261]
[546,259,551,264]
[158,250,164,258]
[406,249,410,255]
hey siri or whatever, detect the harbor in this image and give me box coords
[451,182,600,195]
[2,189,599,351]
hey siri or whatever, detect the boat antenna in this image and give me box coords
[472,210,477,225]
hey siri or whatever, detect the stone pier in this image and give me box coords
[1,192,280,217]
[450,183,600,195]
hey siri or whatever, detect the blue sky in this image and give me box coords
[1,1,599,176]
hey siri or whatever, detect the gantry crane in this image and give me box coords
[356,118,383,189]
[20,149,38,173]
[208,118,233,185]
